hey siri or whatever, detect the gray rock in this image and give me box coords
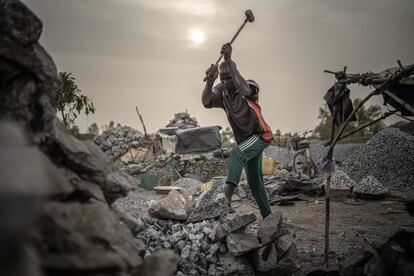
[275,234,294,258]
[104,171,134,203]
[148,190,188,221]
[220,254,255,276]
[208,242,221,255]
[181,244,191,259]
[187,177,231,222]
[226,232,261,256]
[248,243,278,272]
[175,177,203,197]
[42,200,145,270]
[258,212,283,244]
[272,244,305,275]
[226,213,257,233]
[112,207,144,236]
[133,249,178,276]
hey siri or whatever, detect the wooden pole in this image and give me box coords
[135,106,148,137]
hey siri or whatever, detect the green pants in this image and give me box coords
[226,135,272,218]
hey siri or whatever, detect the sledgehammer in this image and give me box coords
[203,9,255,81]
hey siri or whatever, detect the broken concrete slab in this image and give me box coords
[248,243,278,272]
[187,176,231,223]
[226,232,261,256]
[148,190,187,221]
[258,212,283,244]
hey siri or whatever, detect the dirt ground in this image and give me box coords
[232,187,414,271]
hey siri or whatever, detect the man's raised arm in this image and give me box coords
[221,43,253,97]
[202,64,218,108]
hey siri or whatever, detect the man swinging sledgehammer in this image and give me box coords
[202,43,273,219]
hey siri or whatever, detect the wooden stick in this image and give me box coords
[135,106,148,137]
[338,111,396,142]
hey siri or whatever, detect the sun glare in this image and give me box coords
[190,30,205,45]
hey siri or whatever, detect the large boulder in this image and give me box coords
[0,0,60,133]
[41,200,145,273]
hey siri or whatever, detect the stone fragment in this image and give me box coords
[175,177,203,197]
[275,234,294,258]
[220,254,255,276]
[226,213,257,233]
[248,243,278,272]
[258,212,283,244]
[226,232,261,256]
[133,249,179,276]
[187,177,231,222]
[148,190,187,221]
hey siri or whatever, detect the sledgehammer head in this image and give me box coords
[245,10,255,23]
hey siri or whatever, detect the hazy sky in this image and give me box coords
[23,0,414,133]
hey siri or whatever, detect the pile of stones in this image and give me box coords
[0,2,177,275]
[166,112,200,129]
[343,128,414,188]
[139,177,302,275]
[93,124,146,158]
[331,170,389,198]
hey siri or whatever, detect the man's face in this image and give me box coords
[220,73,235,92]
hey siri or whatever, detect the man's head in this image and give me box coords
[219,61,236,92]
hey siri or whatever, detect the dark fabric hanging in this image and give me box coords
[323,82,357,126]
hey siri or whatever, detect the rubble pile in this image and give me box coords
[343,128,414,187]
[93,125,154,158]
[139,212,302,276]
[331,169,356,188]
[166,112,200,129]
[0,2,176,276]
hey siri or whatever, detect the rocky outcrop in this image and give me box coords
[0,2,178,275]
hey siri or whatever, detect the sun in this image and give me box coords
[190,30,205,45]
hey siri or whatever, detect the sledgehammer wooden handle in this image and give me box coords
[203,10,255,82]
